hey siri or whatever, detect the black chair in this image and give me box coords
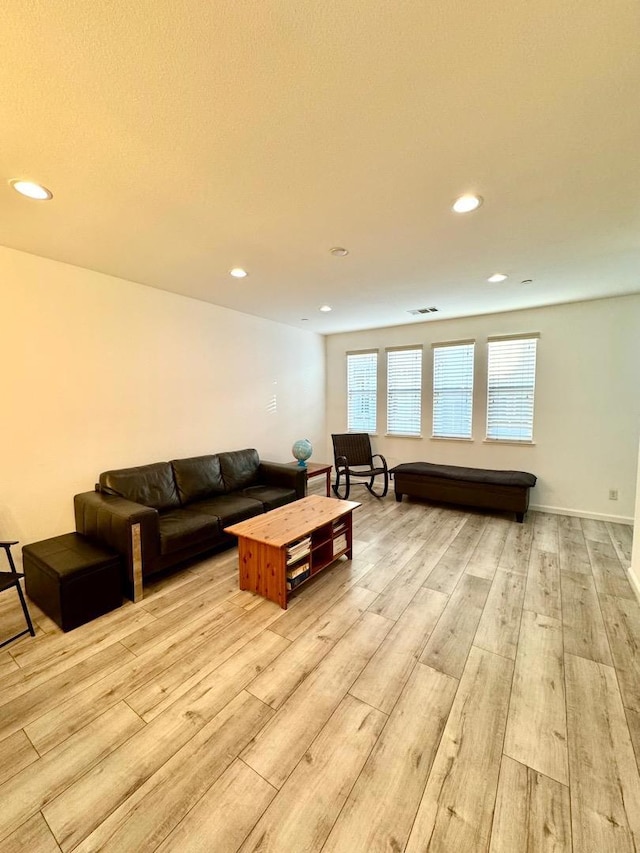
[0,540,36,648]
[331,433,389,500]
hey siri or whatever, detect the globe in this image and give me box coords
[292,438,313,467]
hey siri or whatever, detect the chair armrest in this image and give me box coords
[258,461,306,500]
[74,491,159,591]
[335,455,348,470]
[372,453,388,468]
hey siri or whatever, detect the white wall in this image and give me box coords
[326,295,640,523]
[630,437,640,596]
[0,247,326,549]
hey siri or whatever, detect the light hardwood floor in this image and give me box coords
[0,483,639,852]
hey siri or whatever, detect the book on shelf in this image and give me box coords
[332,522,347,536]
[286,536,311,565]
[291,534,311,545]
[287,536,311,551]
[286,565,311,590]
[333,533,347,556]
[286,548,310,565]
[287,561,310,580]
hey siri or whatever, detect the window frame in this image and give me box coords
[431,339,475,440]
[346,349,378,434]
[485,333,539,443]
[385,345,423,438]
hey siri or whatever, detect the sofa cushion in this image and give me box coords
[100,462,180,511]
[219,449,260,492]
[158,509,221,556]
[189,494,264,527]
[171,455,225,504]
[241,485,297,511]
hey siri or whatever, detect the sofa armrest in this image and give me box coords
[258,461,306,500]
[74,490,159,600]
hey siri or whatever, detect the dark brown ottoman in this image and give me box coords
[22,533,123,631]
[389,462,537,522]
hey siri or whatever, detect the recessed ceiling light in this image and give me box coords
[487,273,508,283]
[10,179,53,200]
[319,305,332,312]
[329,247,349,257]
[452,194,482,213]
[229,267,248,278]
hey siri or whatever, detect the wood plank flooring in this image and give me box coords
[0,483,638,852]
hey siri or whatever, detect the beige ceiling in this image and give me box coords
[2,0,639,334]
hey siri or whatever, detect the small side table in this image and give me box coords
[287,461,333,497]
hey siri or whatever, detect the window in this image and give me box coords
[347,350,377,433]
[386,347,422,436]
[432,340,475,439]
[486,334,538,441]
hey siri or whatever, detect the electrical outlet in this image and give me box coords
[609,489,618,501]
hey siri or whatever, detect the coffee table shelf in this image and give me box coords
[224,495,360,609]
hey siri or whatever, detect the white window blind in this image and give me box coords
[432,341,475,438]
[347,351,377,433]
[386,347,422,436]
[486,335,538,441]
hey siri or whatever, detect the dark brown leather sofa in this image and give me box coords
[74,448,305,599]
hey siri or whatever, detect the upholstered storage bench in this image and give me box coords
[22,533,123,631]
[389,462,537,522]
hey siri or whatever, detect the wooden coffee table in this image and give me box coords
[224,495,360,609]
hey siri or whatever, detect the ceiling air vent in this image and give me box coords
[408,307,438,315]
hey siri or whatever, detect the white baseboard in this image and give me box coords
[529,503,633,526]
[627,566,640,604]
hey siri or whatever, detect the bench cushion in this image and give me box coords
[22,533,121,582]
[390,462,536,488]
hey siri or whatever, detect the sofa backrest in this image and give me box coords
[219,448,260,492]
[99,462,180,511]
[170,455,226,504]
